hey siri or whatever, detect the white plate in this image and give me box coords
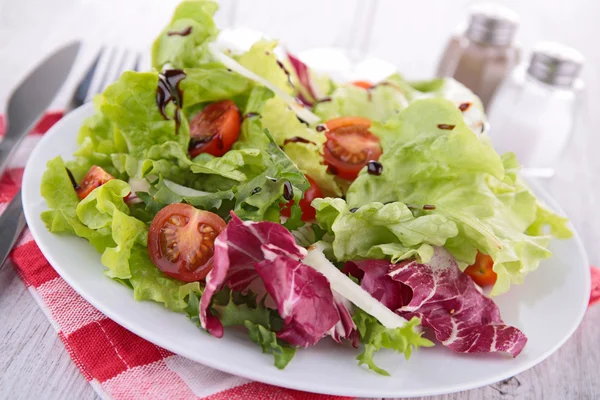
[22,103,591,398]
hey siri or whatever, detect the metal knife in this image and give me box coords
[0,41,80,177]
[0,41,80,267]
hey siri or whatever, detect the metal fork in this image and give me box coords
[70,47,142,110]
[0,47,142,269]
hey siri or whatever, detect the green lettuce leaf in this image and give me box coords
[40,156,115,252]
[262,96,341,196]
[313,198,457,262]
[128,246,202,311]
[181,65,251,110]
[313,83,409,123]
[67,110,118,181]
[191,148,265,183]
[353,308,433,376]
[100,209,148,279]
[188,288,294,369]
[151,0,219,70]
[245,321,296,369]
[233,131,308,222]
[100,71,190,159]
[347,99,569,295]
[76,179,130,230]
[235,40,294,95]
[234,86,275,151]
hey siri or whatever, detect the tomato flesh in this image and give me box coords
[464,252,497,286]
[352,80,373,89]
[76,166,114,199]
[281,175,323,222]
[148,204,226,282]
[323,117,382,181]
[189,100,241,158]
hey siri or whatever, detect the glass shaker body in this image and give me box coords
[438,35,520,108]
[436,4,521,109]
[487,66,584,178]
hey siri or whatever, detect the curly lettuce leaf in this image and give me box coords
[128,247,202,311]
[245,321,297,369]
[233,131,308,221]
[100,71,190,159]
[181,65,251,110]
[191,148,264,183]
[100,209,148,279]
[313,198,457,262]
[40,157,115,252]
[262,96,341,196]
[353,308,433,376]
[347,99,569,295]
[67,111,118,181]
[151,0,219,70]
[313,83,409,123]
[234,86,275,151]
[76,179,130,230]
[235,40,294,95]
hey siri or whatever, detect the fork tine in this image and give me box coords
[96,47,118,95]
[72,47,144,109]
[69,48,103,109]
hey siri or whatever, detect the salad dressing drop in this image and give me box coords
[156,69,186,134]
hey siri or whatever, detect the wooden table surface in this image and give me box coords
[1,0,599,399]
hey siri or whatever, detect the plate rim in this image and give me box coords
[21,102,591,398]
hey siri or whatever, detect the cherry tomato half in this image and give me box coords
[323,116,382,181]
[76,166,114,199]
[352,80,373,89]
[281,175,323,222]
[148,204,227,282]
[188,100,241,158]
[464,252,497,287]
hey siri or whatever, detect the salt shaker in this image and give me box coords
[487,42,585,178]
[436,3,520,108]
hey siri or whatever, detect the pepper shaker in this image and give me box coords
[436,3,521,108]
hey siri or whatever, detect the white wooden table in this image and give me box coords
[1,0,599,399]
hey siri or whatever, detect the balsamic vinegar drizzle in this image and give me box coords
[156,69,186,135]
[367,160,383,176]
[167,26,192,36]
[283,136,315,146]
[65,168,79,190]
[458,102,471,112]
[276,60,294,87]
[315,124,327,132]
[437,124,456,130]
[283,181,294,201]
[244,112,260,120]
[251,187,262,195]
[423,204,436,210]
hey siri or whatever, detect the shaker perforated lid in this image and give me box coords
[465,3,520,46]
[527,42,584,87]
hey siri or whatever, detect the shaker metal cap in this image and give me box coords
[527,42,584,88]
[465,3,520,46]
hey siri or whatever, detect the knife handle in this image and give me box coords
[0,190,26,268]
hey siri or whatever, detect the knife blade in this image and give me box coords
[0,41,81,177]
[0,190,25,268]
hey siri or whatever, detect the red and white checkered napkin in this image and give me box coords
[0,113,352,400]
[1,114,599,400]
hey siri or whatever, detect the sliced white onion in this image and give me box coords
[304,242,408,329]
[208,43,321,125]
[164,180,211,197]
[128,178,151,194]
